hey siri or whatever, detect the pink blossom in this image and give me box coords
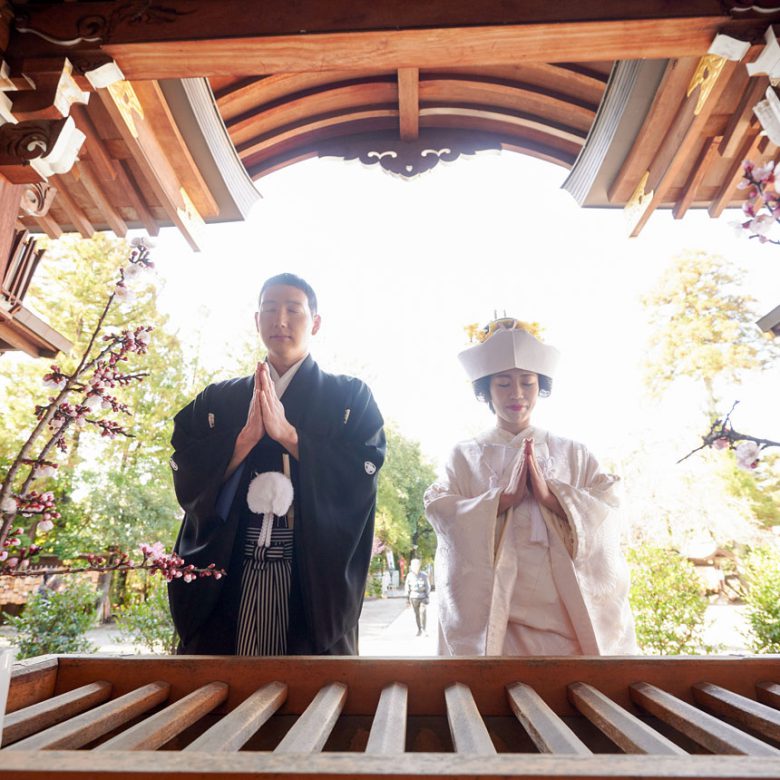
[0,496,17,513]
[37,519,54,533]
[42,376,67,390]
[0,551,7,562]
[735,440,761,470]
[749,214,774,236]
[753,161,775,183]
[83,395,103,411]
[5,557,18,568]
[114,282,135,303]
[712,437,730,450]
[123,263,142,280]
[33,464,58,479]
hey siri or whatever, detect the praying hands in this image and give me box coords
[224,363,299,481]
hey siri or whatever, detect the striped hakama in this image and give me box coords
[236,514,294,655]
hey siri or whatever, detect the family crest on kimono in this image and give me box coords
[425,318,637,656]
[168,273,386,656]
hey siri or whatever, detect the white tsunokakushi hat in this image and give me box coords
[458,321,560,382]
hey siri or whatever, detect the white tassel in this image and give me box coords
[247,471,294,516]
[247,472,294,550]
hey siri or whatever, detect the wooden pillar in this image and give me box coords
[0,0,20,284]
[0,177,23,289]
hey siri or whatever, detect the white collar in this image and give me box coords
[266,355,307,399]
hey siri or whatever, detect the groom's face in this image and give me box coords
[255,284,321,367]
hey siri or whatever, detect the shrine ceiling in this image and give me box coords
[3,0,780,245]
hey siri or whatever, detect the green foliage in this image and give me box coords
[0,234,193,583]
[115,577,178,654]
[722,452,780,529]
[743,547,780,653]
[7,579,97,659]
[364,575,383,599]
[642,250,778,409]
[375,426,437,564]
[627,545,712,655]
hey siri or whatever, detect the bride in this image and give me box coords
[424,318,637,656]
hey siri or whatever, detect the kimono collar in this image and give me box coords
[488,426,547,448]
[267,354,307,398]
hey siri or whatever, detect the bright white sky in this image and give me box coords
[150,152,779,472]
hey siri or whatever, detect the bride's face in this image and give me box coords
[489,369,539,434]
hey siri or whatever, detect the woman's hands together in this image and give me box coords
[498,438,565,518]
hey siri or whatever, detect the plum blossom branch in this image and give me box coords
[678,401,780,468]
[0,543,225,582]
[0,238,219,584]
[733,160,780,245]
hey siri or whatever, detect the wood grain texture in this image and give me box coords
[0,750,777,778]
[568,682,685,755]
[95,681,228,751]
[2,681,112,746]
[184,681,287,752]
[398,68,419,141]
[630,682,779,756]
[274,682,347,753]
[693,682,780,743]
[365,683,408,754]
[103,19,725,80]
[5,681,170,751]
[445,682,496,755]
[507,682,590,755]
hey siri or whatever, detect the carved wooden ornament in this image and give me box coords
[319,130,502,180]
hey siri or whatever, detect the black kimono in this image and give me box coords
[168,355,385,655]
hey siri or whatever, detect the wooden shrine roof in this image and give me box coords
[7,1,780,239]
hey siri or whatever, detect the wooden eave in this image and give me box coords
[11,75,258,250]
[210,63,610,179]
[565,39,780,234]
[0,301,72,358]
[6,0,780,240]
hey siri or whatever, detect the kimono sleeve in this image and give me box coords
[424,444,501,554]
[170,384,243,528]
[545,441,620,562]
[424,444,500,655]
[294,378,386,652]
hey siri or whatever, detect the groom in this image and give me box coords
[168,273,385,655]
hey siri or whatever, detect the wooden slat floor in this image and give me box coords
[2,655,780,778]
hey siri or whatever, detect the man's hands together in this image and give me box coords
[224,363,299,480]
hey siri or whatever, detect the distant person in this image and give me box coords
[405,558,430,636]
[424,318,636,656]
[169,273,386,655]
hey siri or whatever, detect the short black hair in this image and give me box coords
[259,273,318,315]
[472,372,552,412]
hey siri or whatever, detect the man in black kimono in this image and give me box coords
[168,273,385,655]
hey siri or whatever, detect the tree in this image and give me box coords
[0,235,223,617]
[5,235,191,570]
[375,426,437,564]
[643,250,777,412]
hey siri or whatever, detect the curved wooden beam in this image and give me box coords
[216,71,384,120]
[420,76,596,130]
[421,106,586,144]
[246,120,579,180]
[227,80,398,144]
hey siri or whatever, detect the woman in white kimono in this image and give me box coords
[424,319,637,656]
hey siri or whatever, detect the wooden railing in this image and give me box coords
[1,655,779,778]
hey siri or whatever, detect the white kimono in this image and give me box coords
[424,426,637,656]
